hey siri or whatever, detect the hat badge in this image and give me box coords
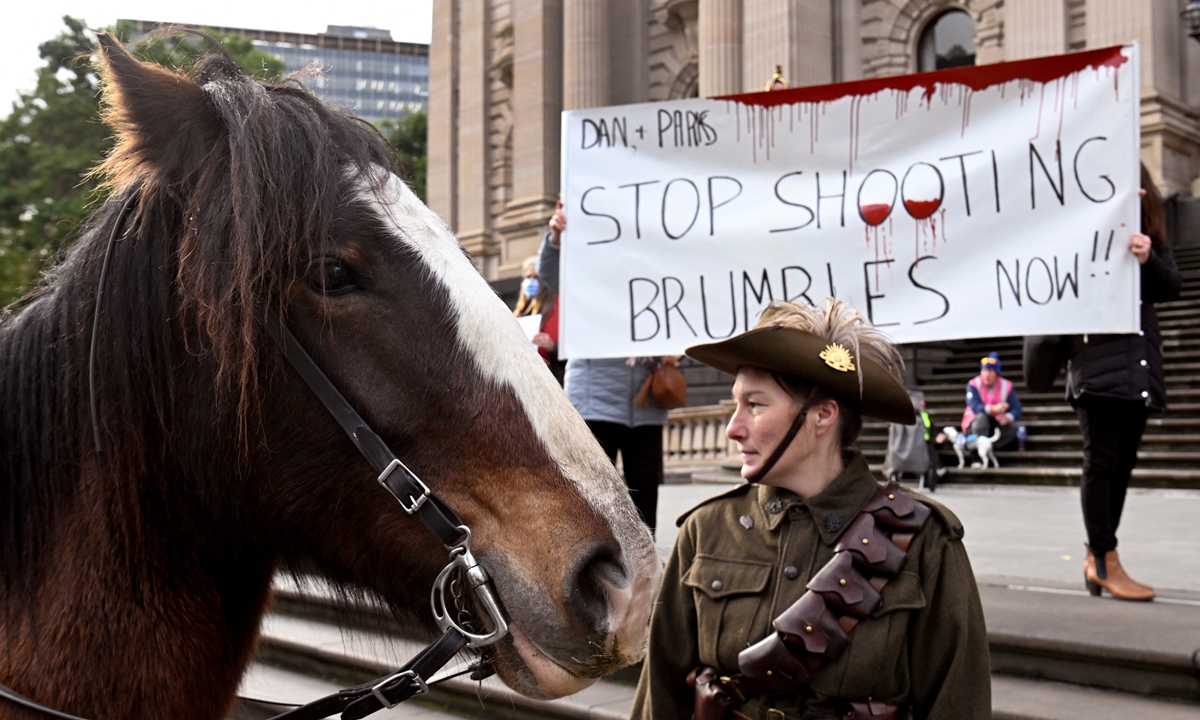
[819,343,856,373]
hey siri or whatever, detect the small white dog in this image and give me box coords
[942,426,1001,469]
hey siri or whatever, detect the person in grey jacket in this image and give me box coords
[538,202,669,536]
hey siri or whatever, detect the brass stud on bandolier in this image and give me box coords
[862,538,870,545]
[888,493,895,500]
[805,626,813,633]
[839,578,847,586]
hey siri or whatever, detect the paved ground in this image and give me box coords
[655,482,1200,598]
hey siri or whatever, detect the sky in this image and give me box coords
[2,1,434,112]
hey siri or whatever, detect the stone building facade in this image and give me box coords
[429,0,1200,286]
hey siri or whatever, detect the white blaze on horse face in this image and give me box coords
[360,170,661,686]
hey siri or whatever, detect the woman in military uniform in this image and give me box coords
[631,300,989,720]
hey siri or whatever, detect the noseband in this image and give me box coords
[1,188,509,720]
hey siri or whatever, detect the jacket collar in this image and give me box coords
[759,451,881,544]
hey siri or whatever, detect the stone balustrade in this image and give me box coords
[664,401,738,466]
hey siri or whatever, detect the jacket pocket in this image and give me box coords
[684,555,773,667]
[872,570,926,616]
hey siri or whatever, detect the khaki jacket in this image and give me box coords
[630,452,990,719]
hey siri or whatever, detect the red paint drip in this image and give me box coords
[862,203,892,227]
[905,198,941,219]
[715,46,1127,108]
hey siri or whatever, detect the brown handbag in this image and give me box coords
[635,358,687,409]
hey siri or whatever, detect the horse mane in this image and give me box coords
[0,32,404,604]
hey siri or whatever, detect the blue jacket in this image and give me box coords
[538,234,669,428]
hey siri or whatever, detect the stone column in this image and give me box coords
[563,0,611,109]
[456,0,491,254]
[742,0,783,92]
[497,0,564,268]
[700,0,743,95]
[427,0,457,226]
[610,0,649,104]
[1087,0,1200,198]
[789,0,833,87]
[1005,0,1066,60]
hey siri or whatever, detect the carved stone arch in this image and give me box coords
[648,0,698,101]
[905,2,976,72]
[861,0,995,78]
[670,60,700,99]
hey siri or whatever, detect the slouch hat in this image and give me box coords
[686,299,915,425]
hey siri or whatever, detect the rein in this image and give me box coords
[2,189,510,720]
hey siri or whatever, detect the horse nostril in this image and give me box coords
[567,541,628,636]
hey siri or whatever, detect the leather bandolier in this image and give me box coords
[688,480,932,720]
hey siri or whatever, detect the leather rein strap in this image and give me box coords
[259,307,467,547]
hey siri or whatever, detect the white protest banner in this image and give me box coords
[558,46,1140,359]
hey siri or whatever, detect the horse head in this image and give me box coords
[0,33,659,719]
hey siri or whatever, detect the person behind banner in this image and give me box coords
[513,256,565,385]
[962,352,1022,449]
[537,200,672,537]
[631,299,989,720]
[1023,165,1181,602]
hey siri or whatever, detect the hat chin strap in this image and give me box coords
[747,403,810,484]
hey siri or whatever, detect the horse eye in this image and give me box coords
[307,259,356,294]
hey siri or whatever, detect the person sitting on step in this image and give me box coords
[961,352,1022,450]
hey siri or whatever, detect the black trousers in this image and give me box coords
[586,420,663,536]
[967,412,1018,449]
[1075,396,1150,555]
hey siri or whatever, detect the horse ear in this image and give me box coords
[96,32,223,184]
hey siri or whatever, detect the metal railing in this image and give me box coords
[664,401,737,466]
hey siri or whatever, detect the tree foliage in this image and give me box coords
[0,17,284,305]
[378,111,427,202]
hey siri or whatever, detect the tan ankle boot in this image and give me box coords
[1084,548,1155,601]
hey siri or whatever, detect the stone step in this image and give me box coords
[926,352,1200,372]
[258,584,1200,720]
[864,417,1200,431]
[931,465,1200,488]
[992,675,1200,720]
[232,663,468,719]
[982,582,1200,703]
[857,435,1200,456]
[860,448,1200,469]
[254,613,633,720]
[700,463,1200,488]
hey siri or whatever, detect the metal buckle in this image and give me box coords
[370,670,428,709]
[431,532,509,648]
[377,459,430,514]
[766,710,787,720]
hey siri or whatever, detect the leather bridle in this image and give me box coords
[1,188,511,720]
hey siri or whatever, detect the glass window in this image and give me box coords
[918,10,976,71]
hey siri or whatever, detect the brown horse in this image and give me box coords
[0,34,660,720]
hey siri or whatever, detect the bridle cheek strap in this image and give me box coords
[747,404,810,484]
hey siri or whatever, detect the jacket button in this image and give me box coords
[1142,391,1149,398]
[739,515,755,530]
[784,566,800,580]
[1141,360,1148,366]
[711,580,723,591]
